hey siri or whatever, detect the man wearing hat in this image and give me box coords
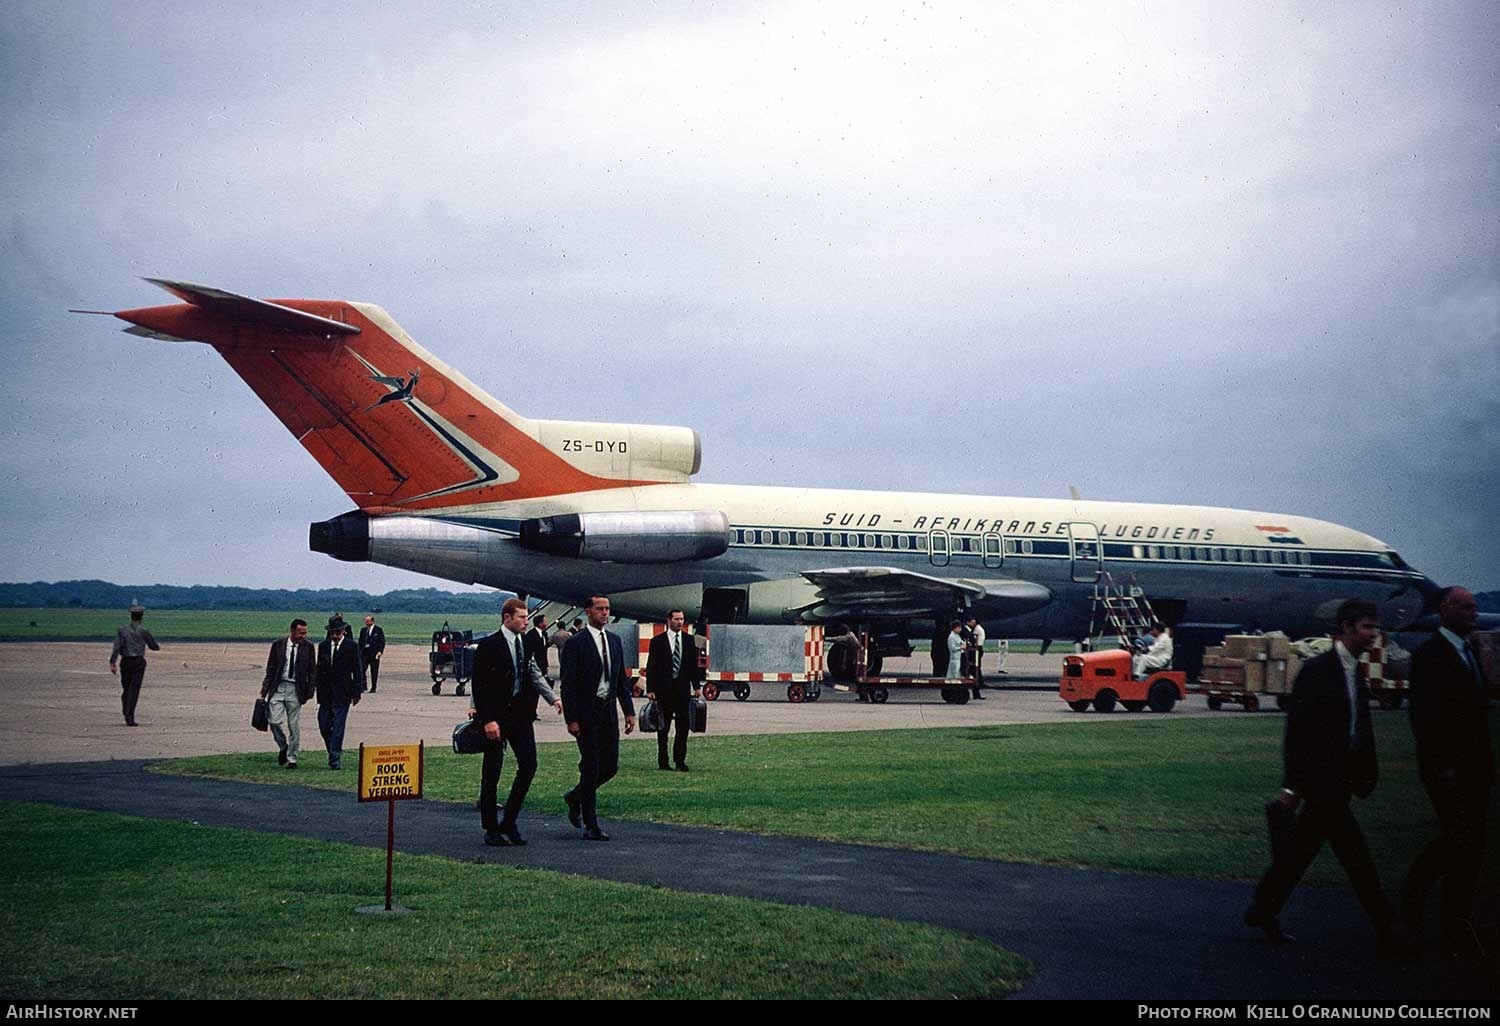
[109,603,160,726]
[315,614,363,770]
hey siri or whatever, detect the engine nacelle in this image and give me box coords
[518,510,730,563]
[531,419,701,482]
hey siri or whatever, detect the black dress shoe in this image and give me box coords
[582,827,610,841]
[484,830,512,847]
[499,824,527,846]
[286,761,298,770]
[277,750,287,766]
[1244,907,1296,944]
[564,792,582,828]
[676,763,690,772]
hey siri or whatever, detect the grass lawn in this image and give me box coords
[158,713,1500,891]
[0,608,491,645]
[0,802,1027,1000]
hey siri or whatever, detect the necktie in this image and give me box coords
[1462,640,1483,688]
[288,644,296,679]
[513,635,525,696]
[672,632,681,676]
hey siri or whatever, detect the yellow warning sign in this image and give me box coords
[357,742,424,803]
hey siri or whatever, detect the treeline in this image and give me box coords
[0,580,508,614]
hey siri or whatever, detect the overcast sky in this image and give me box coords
[2,1,1496,595]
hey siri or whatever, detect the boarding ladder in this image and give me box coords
[529,599,585,631]
[1089,572,1158,649]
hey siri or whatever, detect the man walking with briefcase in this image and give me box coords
[647,610,702,772]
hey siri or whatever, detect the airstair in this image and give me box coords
[1089,572,1158,649]
[529,598,585,628]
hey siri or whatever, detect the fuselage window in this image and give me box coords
[1022,539,1034,555]
[1005,539,1017,554]
[863,534,875,548]
[1147,546,1159,560]
[773,531,786,545]
[1132,545,1144,559]
[810,532,822,547]
[915,535,927,551]
[795,531,807,546]
[896,535,908,550]
[881,534,893,549]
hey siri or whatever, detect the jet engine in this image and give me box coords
[518,510,730,563]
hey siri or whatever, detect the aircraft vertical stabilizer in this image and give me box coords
[111,279,696,512]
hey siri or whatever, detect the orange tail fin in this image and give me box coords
[112,279,695,511]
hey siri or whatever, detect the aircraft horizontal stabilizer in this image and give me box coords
[141,277,360,337]
[122,324,189,342]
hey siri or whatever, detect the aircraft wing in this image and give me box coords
[794,566,1052,620]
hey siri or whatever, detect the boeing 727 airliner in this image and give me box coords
[100,278,1444,665]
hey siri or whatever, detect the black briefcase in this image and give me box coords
[452,719,486,755]
[251,698,270,732]
[638,699,664,733]
[688,695,707,734]
[1264,798,1297,865]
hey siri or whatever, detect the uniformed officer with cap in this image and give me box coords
[109,603,160,726]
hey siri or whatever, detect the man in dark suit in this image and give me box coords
[358,615,386,693]
[1245,598,1396,949]
[473,598,563,847]
[561,594,636,841]
[315,614,362,770]
[527,614,551,678]
[260,618,315,768]
[1400,586,1493,954]
[647,609,702,771]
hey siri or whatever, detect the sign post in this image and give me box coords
[357,741,424,912]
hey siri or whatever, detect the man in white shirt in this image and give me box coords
[1401,586,1493,954]
[1245,599,1395,951]
[560,595,636,841]
[1133,624,1174,678]
[473,598,562,847]
[966,617,987,699]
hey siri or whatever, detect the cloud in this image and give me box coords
[2,0,1496,590]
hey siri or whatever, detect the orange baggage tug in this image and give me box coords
[1059,648,1187,713]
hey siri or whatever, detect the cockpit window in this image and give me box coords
[1385,551,1408,570]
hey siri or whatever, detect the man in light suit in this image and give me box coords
[473,598,563,847]
[315,614,362,770]
[647,609,702,771]
[561,595,636,841]
[1244,598,1396,950]
[260,618,315,768]
[1400,586,1493,954]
